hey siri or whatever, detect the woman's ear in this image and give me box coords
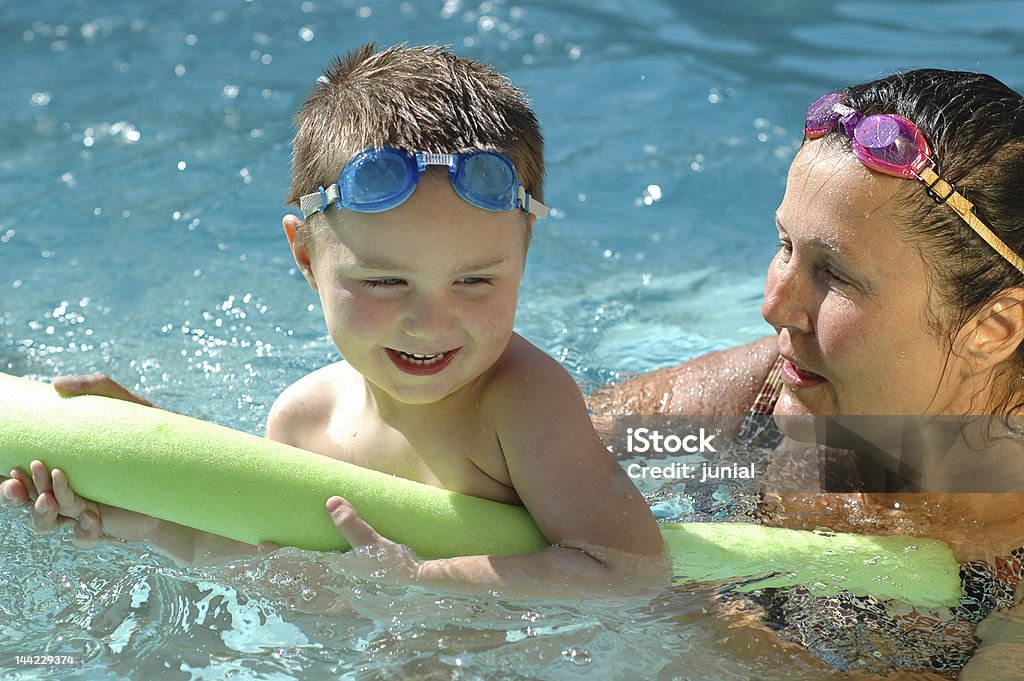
[282,214,318,291]
[962,289,1024,368]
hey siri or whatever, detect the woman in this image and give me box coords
[600,69,1024,678]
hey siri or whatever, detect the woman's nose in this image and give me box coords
[761,256,814,334]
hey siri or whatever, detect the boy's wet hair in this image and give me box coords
[286,43,544,219]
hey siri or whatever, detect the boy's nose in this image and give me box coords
[761,260,814,335]
[401,293,458,341]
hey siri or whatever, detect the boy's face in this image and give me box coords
[287,171,531,406]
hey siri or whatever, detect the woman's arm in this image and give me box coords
[960,595,1024,680]
[589,336,779,441]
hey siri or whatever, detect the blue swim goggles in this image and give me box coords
[299,146,549,220]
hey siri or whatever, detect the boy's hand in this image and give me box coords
[0,375,159,546]
[2,461,104,545]
[2,461,158,547]
[325,496,422,581]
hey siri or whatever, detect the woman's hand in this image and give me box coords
[52,373,155,407]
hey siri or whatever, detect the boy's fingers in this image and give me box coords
[1,477,29,508]
[72,511,103,548]
[10,469,37,500]
[51,469,86,517]
[326,497,382,548]
[53,374,154,407]
[29,460,53,497]
[31,493,61,533]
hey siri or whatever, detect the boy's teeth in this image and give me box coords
[398,351,446,365]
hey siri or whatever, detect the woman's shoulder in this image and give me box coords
[591,335,780,419]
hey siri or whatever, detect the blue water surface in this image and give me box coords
[3,0,1023,429]
[2,1,1023,679]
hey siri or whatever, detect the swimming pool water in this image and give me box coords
[3,0,1023,678]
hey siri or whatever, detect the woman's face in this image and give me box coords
[762,141,977,431]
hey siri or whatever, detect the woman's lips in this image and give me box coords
[385,347,460,376]
[780,357,827,388]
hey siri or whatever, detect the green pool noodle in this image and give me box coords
[0,371,961,607]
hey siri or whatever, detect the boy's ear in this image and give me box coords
[961,289,1024,370]
[282,214,318,291]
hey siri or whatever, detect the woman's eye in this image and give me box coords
[825,267,849,285]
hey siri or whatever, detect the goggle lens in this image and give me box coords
[852,115,926,177]
[454,152,516,211]
[342,149,416,212]
[804,92,845,138]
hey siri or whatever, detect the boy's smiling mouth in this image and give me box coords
[385,347,461,375]
[398,350,446,365]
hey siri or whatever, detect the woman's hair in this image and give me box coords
[823,69,1024,414]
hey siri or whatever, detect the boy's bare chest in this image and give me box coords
[320,405,519,504]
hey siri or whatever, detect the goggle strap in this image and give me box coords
[299,184,339,219]
[918,162,955,203]
[917,167,1024,276]
[417,152,456,169]
[520,186,550,219]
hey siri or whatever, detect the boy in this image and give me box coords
[3,44,665,598]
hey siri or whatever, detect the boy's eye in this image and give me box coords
[362,278,406,289]
[457,276,492,286]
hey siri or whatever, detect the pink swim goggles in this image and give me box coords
[804,91,1024,276]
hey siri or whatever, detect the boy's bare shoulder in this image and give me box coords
[480,333,583,409]
[265,361,358,446]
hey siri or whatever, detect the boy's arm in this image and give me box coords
[490,349,666,558]
[330,352,669,599]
